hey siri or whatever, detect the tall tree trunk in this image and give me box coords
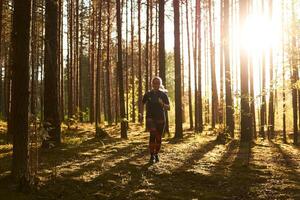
[145,0,149,91]
[197,0,203,132]
[131,0,135,122]
[75,0,80,112]
[267,0,274,139]
[149,0,153,84]
[11,0,31,186]
[240,0,251,142]
[0,0,3,116]
[78,0,83,122]
[68,0,75,120]
[208,0,218,129]
[291,0,298,145]
[155,2,158,76]
[116,0,128,138]
[125,0,129,119]
[186,0,193,129]
[89,1,95,122]
[30,0,37,116]
[281,0,286,143]
[138,0,143,123]
[106,0,112,125]
[219,0,224,124]
[194,0,199,131]
[260,51,267,138]
[224,0,234,136]
[249,58,256,139]
[95,0,102,129]
[59,0,64,121]
[43,0,61,146]
[174,0,183,139]
[158,0,165,84]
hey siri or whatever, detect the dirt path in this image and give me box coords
[0,123,300,199]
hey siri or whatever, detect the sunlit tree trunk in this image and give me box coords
[78,0,84,122]
[125,0,129,119]
[259,2,267,139]
[208,0,218,129]
[116,0,127,138]
[267,0,274,139]
[68,0,75,120]
[219,0,224,125]
[138,0,143,123]
[155,2,158,76]
[149,0,153,84]
[197,0,203,132]
[291,0,298,145]
[186,0,193,129]
[105,0,112,125]
[240,0,251,142]
[180,3,185,123]
[249,58,256,139]
[95,0,102,129]
[0,0,4,117]
[174,0,183,139]
[224,0,234,136]
[131,0,135,122]
[59,0,64,121]
[194,0,199,131]
[145,0,149,91]
[159,0,165,84]
[281,0,286,143]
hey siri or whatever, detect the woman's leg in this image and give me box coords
[155,122,165,154]
[149,131,156,155]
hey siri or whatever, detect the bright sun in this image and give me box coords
[243,14,280,55]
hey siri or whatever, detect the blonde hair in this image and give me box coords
[152,76,168,93]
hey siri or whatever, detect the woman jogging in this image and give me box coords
[142,76,170,163]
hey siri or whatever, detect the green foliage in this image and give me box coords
[165,52,175,101]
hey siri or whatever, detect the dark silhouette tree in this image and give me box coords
[10,0,31,186]
[43,0,61,146]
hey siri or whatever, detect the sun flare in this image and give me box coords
[243,14,280,55]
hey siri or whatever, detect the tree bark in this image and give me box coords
[158,0,165,84]
[240,0,251,142]
[174,0,183,139]
[11,0,31,186]
[43,0,61,146]
[224,0,234,136]
[116,0,128,138]
[186,0,193,129]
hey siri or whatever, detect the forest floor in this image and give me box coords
[0,121,300,200]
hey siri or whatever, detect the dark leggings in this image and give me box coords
[149,122,165,154]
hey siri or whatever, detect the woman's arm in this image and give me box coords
[158,97,170,111]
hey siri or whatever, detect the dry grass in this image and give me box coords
[0,121,299,199]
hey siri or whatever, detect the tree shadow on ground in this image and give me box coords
[269,140,300,194]
[175,139,219,171]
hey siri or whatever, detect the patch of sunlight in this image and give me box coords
[79,171,102,182]
[63,137,87,145]
[0,144,12,152]
[0,171,10,178]
[189,146,225,175]
[134,189,159,195]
